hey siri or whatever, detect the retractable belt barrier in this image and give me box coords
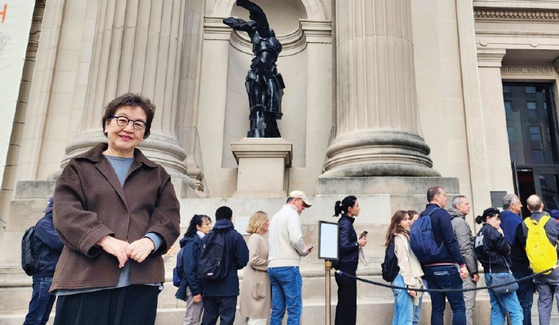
[333,264,559,293]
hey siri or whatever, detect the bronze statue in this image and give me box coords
[224,0,284,138]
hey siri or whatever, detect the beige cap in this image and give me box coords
[289,190,312,207]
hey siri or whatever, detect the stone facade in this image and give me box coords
[2,0,559,323]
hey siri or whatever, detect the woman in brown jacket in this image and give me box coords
[51,93,181,325]
[239,211,271,325]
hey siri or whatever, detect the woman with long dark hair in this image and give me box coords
[176,214,212,325]
[385,210,424,325]
[333,196,367,325]
[474,208,523,325]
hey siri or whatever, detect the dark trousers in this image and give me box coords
[334,261,358,325]
[514,270,534,325]
[24,276,56,325]
[53,285,160,325]
[201,296,237,325]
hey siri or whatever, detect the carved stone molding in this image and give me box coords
[474,9,559,20]
[501,65,554,76]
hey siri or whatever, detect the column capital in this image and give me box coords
[477,48,507,68]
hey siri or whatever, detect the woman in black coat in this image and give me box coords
[333,196,368,325]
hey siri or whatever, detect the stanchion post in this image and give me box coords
[325,260,332,325]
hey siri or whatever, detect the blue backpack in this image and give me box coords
[172,248,184,287]
[409,207,442,265]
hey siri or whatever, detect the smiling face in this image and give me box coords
[103,106,147,157]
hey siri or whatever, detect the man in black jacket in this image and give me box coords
[201,206,249,325]
[23,197,63,325]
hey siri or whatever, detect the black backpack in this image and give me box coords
[21,225,38,276]
[197,229,231,281]
[381,238,399,282]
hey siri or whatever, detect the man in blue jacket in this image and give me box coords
[421,186,469,325]
[201,206,249,325]
[24,197,63,325]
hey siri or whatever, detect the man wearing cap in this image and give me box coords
[23,197,64,325]
[268,190,313,325]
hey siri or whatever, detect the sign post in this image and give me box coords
[318,221,339,325]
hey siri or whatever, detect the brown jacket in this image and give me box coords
[51,143,180,292]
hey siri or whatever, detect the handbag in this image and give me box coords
[487,257,518,294]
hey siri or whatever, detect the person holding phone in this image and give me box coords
[333,196,367,325]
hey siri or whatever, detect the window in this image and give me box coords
[527,101,538,117]
[529,126,541,142]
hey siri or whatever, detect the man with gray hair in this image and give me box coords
[448,195,479,325]
[501,193,533,325]
[522,194,559,325]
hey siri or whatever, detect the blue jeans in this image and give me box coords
[24,276,55,325]
[423,265,466,325]
[413,291,423,325]
[268,267,302,325]
[391,274,413,325]
[513,270,534,325]
[485,273,524,325]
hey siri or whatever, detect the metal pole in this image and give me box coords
[325,260,332,325]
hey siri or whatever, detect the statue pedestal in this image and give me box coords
[231,138,292,198]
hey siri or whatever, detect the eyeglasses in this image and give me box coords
[111,116,148,131]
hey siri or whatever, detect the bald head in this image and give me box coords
[526,195,543,212]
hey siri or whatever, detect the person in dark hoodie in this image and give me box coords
[176,214,212,325]
[201,206,249,325]
[474,207,523,325]
[23,197,63,325]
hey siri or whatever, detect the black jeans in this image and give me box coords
[334,261,358,325]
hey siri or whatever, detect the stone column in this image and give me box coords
[322,0,439,178]
[60,0,198,194]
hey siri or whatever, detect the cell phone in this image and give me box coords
[360,231,368,239]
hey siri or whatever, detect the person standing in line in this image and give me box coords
[521,195,559,325]
[200,206,249,325]
[267,190,313,325]
[407,209,423,325]
[386,210,424,325]
[51,93,181,325]
[500,193,533,325]
[474,207,523,325]
[449,195,479,325]
[417,186,469,325]
[23,197,63,325]
[240,211,271,325]
[175,214,212,325]
[332,196,367,325]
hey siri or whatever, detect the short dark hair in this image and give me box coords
[215,206,233,220]
[101,93,156,139]
[427,186,443,202]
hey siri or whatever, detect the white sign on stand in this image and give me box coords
[318,221,338,261]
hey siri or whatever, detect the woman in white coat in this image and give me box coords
[239,211,271,325]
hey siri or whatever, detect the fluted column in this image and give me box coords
[322,0,439,177]
[61,0,196,187]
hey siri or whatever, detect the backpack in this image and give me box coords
[197,229,231,281]
[21,225,37,276]
[409,207,442,265]
[524,215,557,275]
[381,238,399,282]
[172,247,184,287]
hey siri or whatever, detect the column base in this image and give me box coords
[322,131,440,177]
